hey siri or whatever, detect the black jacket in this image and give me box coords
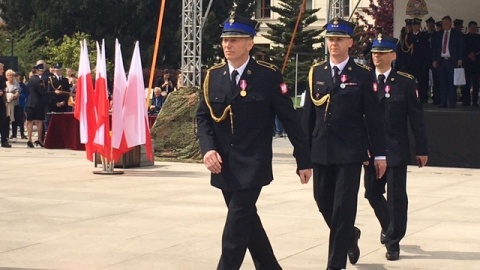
[196,58,311,191]
[302,58,386,164]
[374,71,428,166]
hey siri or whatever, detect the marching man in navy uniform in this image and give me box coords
[302,18,387,270]
[47,63,71,113]
[196,11,312,270]
[364,34,428,261]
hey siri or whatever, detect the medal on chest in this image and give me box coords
[340,74,347,89]
[239,80,247,97]
[385,85,391,98]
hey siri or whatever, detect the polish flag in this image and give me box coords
[74,40,97,161]
[93,40,112,159]
[123,41,153,160]
[111,39,131,161]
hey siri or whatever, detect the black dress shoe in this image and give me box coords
[326,267,342,270]
[34,140,44,147]
[386,250,400,261]
[1,142,12,148]
[380,230,386,244]
[27,141,34,148]
[348,227,361,265]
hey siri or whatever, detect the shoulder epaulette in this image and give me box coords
[208,62,226,71]
[257,60,278,71]
[311,60,327,69]
[397,71,415,79]
[355,62,371,71]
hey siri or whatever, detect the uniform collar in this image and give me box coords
[375,68,392,82]
[228,57,250,80]
[329,57,349,74]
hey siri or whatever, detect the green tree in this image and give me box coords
[263,0,324,94]
[41,32,111,74]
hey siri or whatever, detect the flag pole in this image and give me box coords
[146,0,167,108]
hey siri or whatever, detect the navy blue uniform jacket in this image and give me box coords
[196,59,311,191]
[302,58,386,164]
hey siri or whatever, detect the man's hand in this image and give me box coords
[432,61,438,68]
[416,155,428,167]
[457,60,463,67]
[203,150,223,174]
[374,159,387,179]
[298,168,312,184]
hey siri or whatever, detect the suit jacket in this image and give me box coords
[302,58,386,165]
[150,96,166,113]
[196,58,311,191]
[47,75,70,112]
[25,75,47,109]
[464,33,480,68]
[432,28,465,63]
[375,71,428,166]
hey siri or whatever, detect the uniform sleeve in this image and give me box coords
[270,70,312,170]
[195,88,217,156]
[406,79,428,155]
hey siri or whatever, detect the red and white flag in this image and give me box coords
[111,39,131,161]
[93,39,112,159]
[74,40,97,161]
[123,41,153,160]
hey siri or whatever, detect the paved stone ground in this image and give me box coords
[1,137,479,270]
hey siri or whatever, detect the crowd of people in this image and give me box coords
[366,16,480,107]
[0,60,77,148]
[0,61,183,148]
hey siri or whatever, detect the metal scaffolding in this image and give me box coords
[327,0,345,22]
[181,0,202,87]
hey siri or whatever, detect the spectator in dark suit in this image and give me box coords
[462,21,480,106]
[148,87,166,114]
[196,13,312,270]
[365,34,428,261]
[432,16,465,108]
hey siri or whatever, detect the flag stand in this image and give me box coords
[93,154,124,175]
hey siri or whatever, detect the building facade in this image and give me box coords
[253,0,371,46]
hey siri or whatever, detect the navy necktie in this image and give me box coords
[378,74,386,93]
[230,70,238,93]
[332,66,340,84]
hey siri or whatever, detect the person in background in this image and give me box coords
[453,19,464,32]
[4,69,20,145]
[0,63,11,148]
[12,72,28,140]
[25,64,47,148]
[302,18,387,270]
[431,16,465,108]
[196,12,312,270]
[462,21,480,107]
[407,18,431,104]
[47,63,70,113]
[154,69,176,94]
[365,33,428,261]
[149,87,167,114]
